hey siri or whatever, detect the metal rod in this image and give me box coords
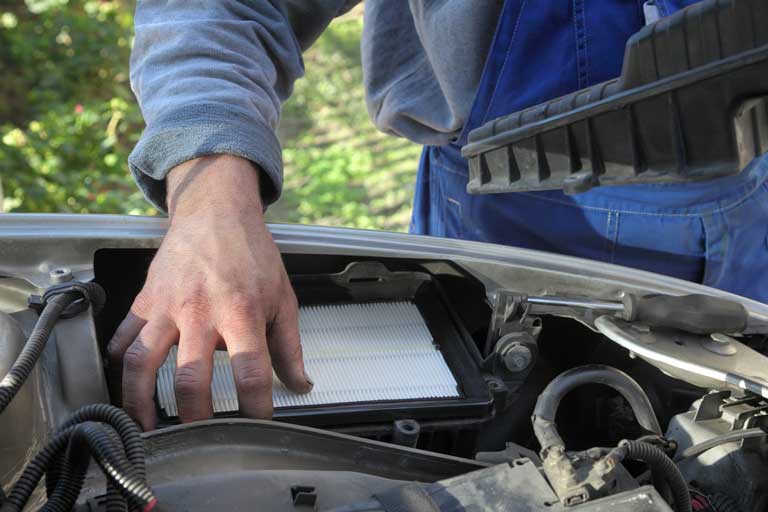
[526,296,625,312]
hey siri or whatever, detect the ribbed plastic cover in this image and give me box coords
[157,302,460,416]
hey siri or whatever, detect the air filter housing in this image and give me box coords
[156,262,492,427]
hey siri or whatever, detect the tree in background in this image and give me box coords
[0,1,419,230]
[0,1,149,214]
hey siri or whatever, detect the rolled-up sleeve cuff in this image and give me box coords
[128,104,283,212]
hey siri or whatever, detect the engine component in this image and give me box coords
[392,419,420,448]
[76,419,486,511]
[530,365,691,511]
[157,301,460,415]
[334,461,673,512]
[667,390,768,511]
[155,262,494,431]
[71,420,676,512]
[533,365,663,455]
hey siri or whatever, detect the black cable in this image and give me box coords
[37,422,153,512]
[68,422,155,511]
[1,427,75,511]
[619,440,691,512]
[676,427,767,461]
[0,293,75,414]
[58,403,147,480]
[532,365,662,454]
[42,404,146,512]
[41,431,92,512]
[1,405,154,512]
[0,281,106,415]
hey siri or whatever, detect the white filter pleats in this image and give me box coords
[156,301,460,416]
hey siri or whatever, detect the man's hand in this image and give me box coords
[108,155,312,430]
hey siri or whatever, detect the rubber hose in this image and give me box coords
[622,441,691,512]
[0,293,76,414]
[676,427,766,461]
[532,365,662,453]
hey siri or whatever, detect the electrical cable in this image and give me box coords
[676,427,767,461]
[532,364,662,454]
[0,293,74,414]
[0,405,155,512]
[0,281,105,414]
[617,440,691,512]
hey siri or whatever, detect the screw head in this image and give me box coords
[49,268,73,284]
[500,342,533,373]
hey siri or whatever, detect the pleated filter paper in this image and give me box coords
[157,301,460,416]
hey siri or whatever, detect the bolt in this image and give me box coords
[49,268,73,284]
[500,342,533,373]
[703,333,738,356]
[710,333,735,345]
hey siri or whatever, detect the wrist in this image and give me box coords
[166,155,264,221]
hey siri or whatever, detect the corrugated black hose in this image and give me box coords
[0,411,155,512]
[66,422,154,511]
[42,430,92,512]
[0,281,106,414]
[0,293,73,414]
[0,278,154,512]
[57,403,148,512]
[615,440,692,512]
[37,422,153,512]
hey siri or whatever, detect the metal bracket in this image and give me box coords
[595,316,768,399]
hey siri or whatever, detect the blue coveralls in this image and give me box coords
[411,0,768,304]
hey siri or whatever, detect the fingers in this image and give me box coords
[220,305,274,419]
[122,317,179,430]
[108,311,147,367]
[268,292,313,394]
[107,311,147,405]
[174,323,217,423]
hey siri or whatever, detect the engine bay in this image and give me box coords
[2,233,768,512]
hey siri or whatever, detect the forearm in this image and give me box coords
[129,0,358,211]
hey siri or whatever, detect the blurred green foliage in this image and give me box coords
[0,1,419,230]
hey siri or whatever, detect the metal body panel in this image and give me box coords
[1,214,766,322]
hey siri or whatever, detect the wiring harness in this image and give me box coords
[532,365,692,512]
[0,281,155,512]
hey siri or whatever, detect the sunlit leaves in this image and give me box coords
[2,3,420,230]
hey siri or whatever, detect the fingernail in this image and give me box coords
[304,370,314,389]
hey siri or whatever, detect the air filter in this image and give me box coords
[155,261,493,428]
[157,301,461,417]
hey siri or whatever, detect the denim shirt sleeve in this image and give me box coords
[129,0,358,211]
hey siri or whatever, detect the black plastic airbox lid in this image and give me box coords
[461,0,768,195]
